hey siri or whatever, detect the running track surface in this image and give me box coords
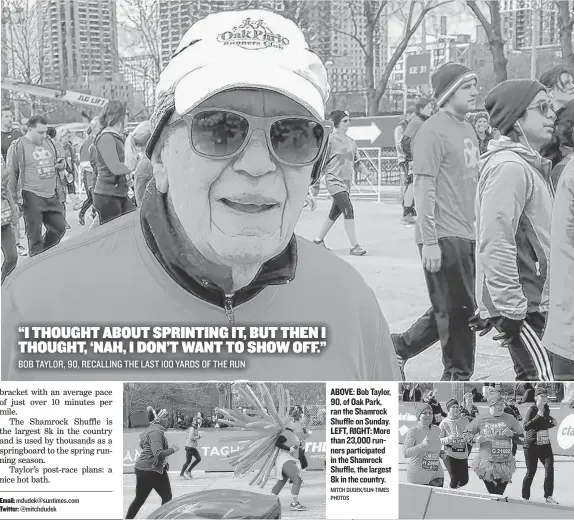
[398,449,574,508]
[122,470,326,519]
[40,191,513,381]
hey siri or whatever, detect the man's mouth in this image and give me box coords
[220,198,279,214]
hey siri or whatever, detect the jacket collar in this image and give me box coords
[140,180,297,309]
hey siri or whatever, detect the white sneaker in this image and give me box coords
[546,497,559,505]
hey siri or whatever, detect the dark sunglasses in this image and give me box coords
[184,109,332,166]
[527,100,556,118]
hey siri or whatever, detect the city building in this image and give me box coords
[499,0,568,51]
[157,0,388,111]
[38,0,120,89]
[76,73,133,106]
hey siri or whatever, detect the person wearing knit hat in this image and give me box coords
[464,390,523,496]
[404,402,444,487]
[542,102,574,380]
[470,111,494,155]
[472,79,557,381]
[392,62,480,382]
[440,397,470,489]
[399,98,436,225]
[522,384,559,504]
[1,10,402,384]
[126,406,179,519]
[312,108,368,256]
[540,66,574,113]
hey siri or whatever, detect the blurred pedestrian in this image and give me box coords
[78,118,101,226]
[540,66,574,113]
[125,120,152,206]
[5,116,66,257]
[470,111,494,154]
[1,155,18,282]
[93,100,135,224]
[1,108,22,161]
[59,128,82,210]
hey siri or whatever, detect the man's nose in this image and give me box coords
[233,129,277,177]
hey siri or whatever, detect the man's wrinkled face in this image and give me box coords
[156,89,316,267]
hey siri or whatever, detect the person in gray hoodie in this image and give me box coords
[474,79,556,381]
[125,407,180,519]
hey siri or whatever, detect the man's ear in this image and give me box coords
[151,136,169,194]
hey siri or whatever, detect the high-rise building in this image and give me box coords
[499,0,568,50]
[39,0,120,89]
[157,0,388,107]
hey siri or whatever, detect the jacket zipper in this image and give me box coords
[527,242,541,277]
[224,294,235,325]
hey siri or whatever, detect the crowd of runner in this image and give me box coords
[403,385,563,504]
[1,7,573,383]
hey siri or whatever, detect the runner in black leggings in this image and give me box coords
[180,417,202,479]
[522,386,559,504]
[125,407,179,519]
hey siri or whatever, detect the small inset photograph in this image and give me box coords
[399,382,574,519]
[123,382,326,519]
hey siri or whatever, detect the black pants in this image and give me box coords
[483,478,508,495]
[93,193,135,225]
[180,447,201,475]
[443,455,469,489]
[328,191,354,220]
[1,223,18,283]
[549,351,574,380]
[522,445,554,499]
[401,165,416,216]
[504,312,554,381]
[299,448,308,470]
[79,187,94,221]
[394,238,476,380]
[21,190,66,257]
[125,468,172,519]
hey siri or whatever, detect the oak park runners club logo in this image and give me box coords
[217,18,290,50]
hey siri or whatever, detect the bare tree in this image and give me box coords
[557,0,574,67]
[1,0,47,84]
[333,0,451,115]
[466,1,507,83]
[120,0,162,84]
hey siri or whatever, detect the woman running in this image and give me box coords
[290,406,310,470]
[313,109,367,256]
[404,402,444,487]
[125,407,179,519]
[439,399,470,489]
[179,416,202,480]
[216,383,309,513]
[464,390,523,496]
[522,386,559,504]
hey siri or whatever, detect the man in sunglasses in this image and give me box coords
[1,9,401,383]
[474,79,556,381]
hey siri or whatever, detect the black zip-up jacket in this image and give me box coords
[523,404,556,447]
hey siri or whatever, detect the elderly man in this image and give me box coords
[2,10,400,382]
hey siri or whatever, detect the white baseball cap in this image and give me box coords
[148,10,330,156]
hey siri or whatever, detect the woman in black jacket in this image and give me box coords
[521,386,558,504]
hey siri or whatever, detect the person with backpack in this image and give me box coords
[5,115,67,256]
[93,100,135,224]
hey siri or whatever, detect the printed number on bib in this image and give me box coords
[451,436,466,453]
[491,439,511,461]
[422,453,440,471]
[536,430,550,446]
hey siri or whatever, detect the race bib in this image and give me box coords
[421,453,440,471]
[536,430,550,446]
[450,437,466,453]
[38,165,55,180]
[491,439,511,461]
